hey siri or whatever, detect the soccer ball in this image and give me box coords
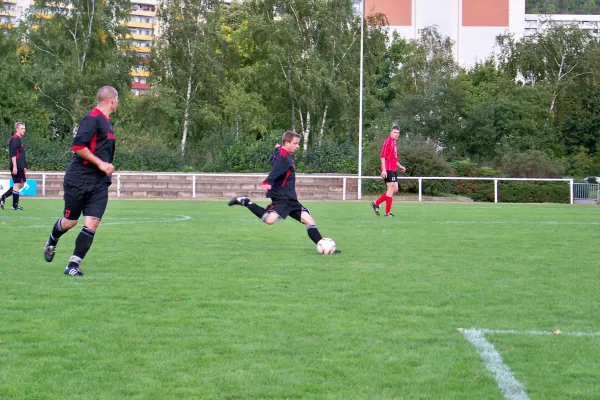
[316,238,336,255]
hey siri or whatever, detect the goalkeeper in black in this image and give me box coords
[228,130,340,253]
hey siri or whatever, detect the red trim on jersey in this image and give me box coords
[90,107,110,122]
[279,147,288,157]
[72,145,86,151]
[282,170,291,187]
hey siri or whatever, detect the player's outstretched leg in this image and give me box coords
[228,195,267,220]
[228,195,250,206]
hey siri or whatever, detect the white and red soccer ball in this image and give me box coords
[316,238,336,255]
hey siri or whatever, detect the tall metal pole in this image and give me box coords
[358,0,365,199]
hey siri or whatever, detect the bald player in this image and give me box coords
[43,86,119,277]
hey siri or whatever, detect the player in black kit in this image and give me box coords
[43,86,119,277]
[228,131,340,253]
[1,122,27,210]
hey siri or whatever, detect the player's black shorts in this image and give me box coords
[11,169,26,184]
[266,199,311,222]
[384,170,398,183]
[63,179,109,220]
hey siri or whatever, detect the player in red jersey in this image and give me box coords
[371,124,406,217]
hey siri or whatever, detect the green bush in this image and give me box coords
[497,150,567,178]
[401,143,453,195]
[451,180,495,202]
[499,181,570,204]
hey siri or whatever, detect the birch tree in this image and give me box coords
[151,0,223,156]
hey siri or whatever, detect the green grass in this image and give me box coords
[0,199,599,399]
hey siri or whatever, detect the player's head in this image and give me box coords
[14,122,26,137]
[390,124,400,139]
[281,131,301,153]
[97,86,119,114]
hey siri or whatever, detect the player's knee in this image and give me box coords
[262,213,278,225]
[62,219,78,230]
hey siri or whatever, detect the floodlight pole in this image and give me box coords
[358,0,365,199]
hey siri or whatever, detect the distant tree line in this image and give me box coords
[1,0,599,193]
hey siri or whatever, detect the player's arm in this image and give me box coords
[380,141,389,178]
[397,162,406,173]
[72,117,115,176]
[9,139,18,173]
[263,154,289,190]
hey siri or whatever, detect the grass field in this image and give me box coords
[0,199,599,400]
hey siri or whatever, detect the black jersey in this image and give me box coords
[263,146,297,201]
[65,108,116,184]
[8,134,26,170]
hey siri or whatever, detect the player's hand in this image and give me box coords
[399,166,406,173]
[380,170,387,179]
[12,167,17,175]
[99,162,115,176]
[261,182,271,192]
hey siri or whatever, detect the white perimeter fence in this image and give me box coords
[17,172,583,204]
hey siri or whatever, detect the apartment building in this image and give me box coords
[363,0,527,67]
[127,0,157,95]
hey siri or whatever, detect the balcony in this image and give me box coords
[132,82,150,90]
[123,20,154,29]
[128,33,154,41]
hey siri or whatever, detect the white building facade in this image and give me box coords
[364,0,527,67]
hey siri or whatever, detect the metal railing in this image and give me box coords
[573,183,599,202]
[0,172,579,204]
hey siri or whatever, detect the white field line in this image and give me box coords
[461,328,600,400]
[0,215,191,229]
[477,329,600,337]
[345,220,600,225]
[461,328,530,400]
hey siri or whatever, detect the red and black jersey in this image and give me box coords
[381,136,398,171]
[8,134,26,170]
[264,146,297,201]
[65,108,116,183]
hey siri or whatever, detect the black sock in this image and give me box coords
[68,226,95,267]
[12,191,20,208]
[48,218,67,246]
[246,202,266,219]
[306,225,323,244]
[1,187,13,200]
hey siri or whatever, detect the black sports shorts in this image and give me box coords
[384,170,398,183]
[11,169,26,184]
[63,180,110,220]
[266,199,311,222]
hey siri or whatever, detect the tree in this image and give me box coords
[245,0,363,151]
[18,0,134,136]
[151,0,225,156]
[389,26,463,147]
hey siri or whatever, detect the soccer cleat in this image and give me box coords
[12,206,23,211]
[228,196,249,206]
[334,249,342,254]
[0,198,4,209]
[371,202,380,216]
[44,244,56,263]
[64,266,84,277]
[384,212,395,217]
